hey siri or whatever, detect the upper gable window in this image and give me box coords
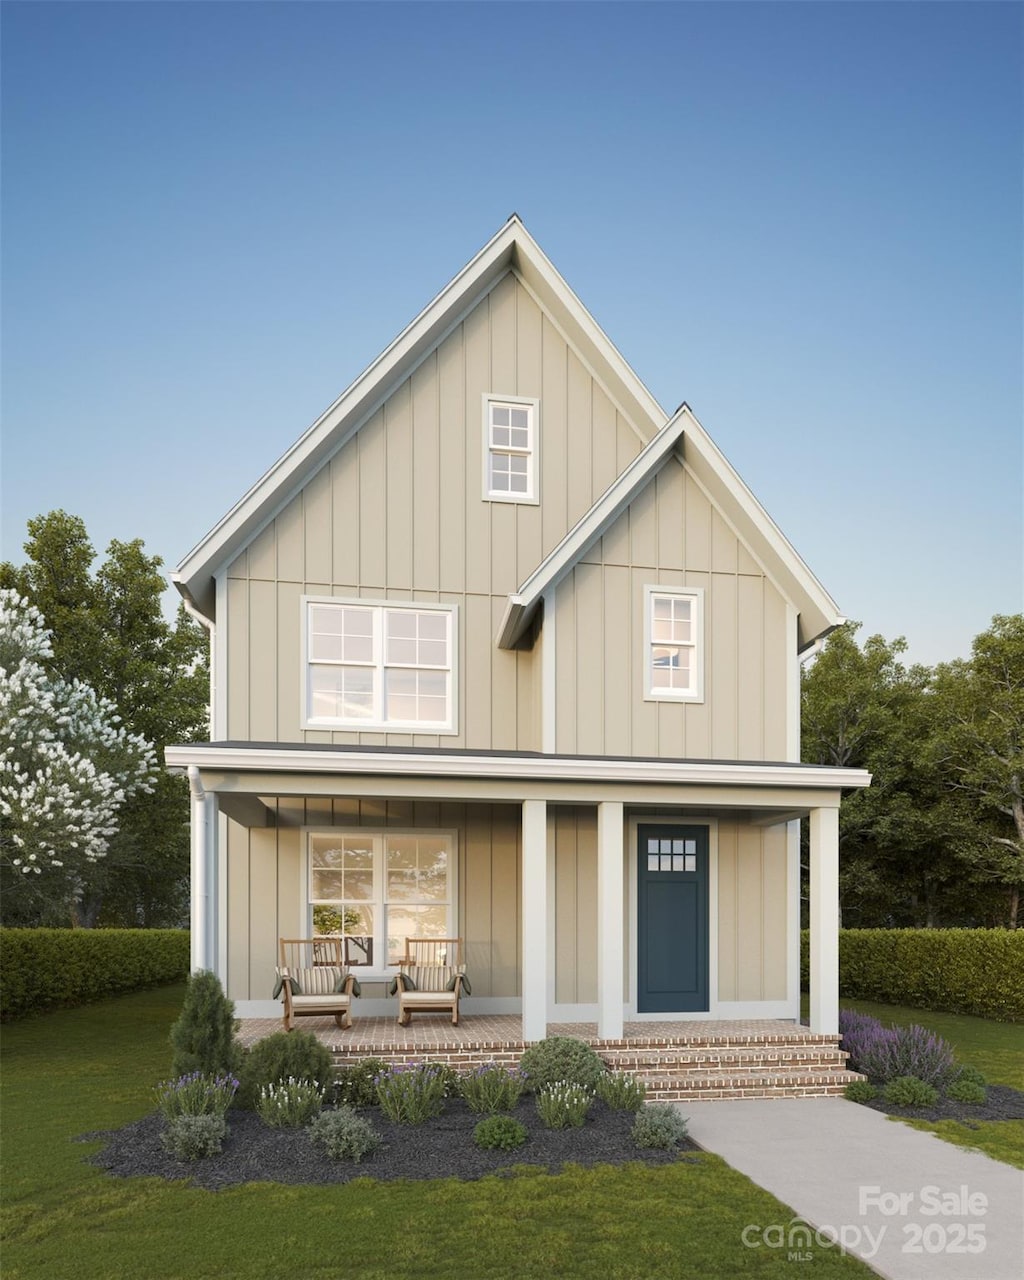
[483,395,538,504]
[304,598,456,732]
[643,586,705,704]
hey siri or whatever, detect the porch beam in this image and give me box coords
[521,799,549,1043]
[597,801,624,1040]
[808,805,840,1035]
[217,792,273,828]
[747,808,806,828]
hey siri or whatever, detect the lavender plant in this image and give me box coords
[595,1071,647,1112]
[838,1009,895,1076]
[535,1080,593,1129]
[458,1065,527,1113]
[155,1071,239,1119]
[256,1077,324,1128]
[375,1063,448,1125]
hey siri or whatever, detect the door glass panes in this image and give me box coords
[685,855,697,872]
[644,834,700,873]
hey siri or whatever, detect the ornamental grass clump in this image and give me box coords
[308,1107,382,1162]
[458,1065,527,1113]
[473,1114,528,1151]
[255,1077,324,1128]
[631,1103,689,1150]
[596,1071,647,1111]
[535,1080,593,1129]
[375,1063,448,1125]
[155,1071,239,1119]
[518,1036,606,1093]
[161,1113,227,1161]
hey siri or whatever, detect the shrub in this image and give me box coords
[843,1080,879,1103]
[535,1081,593,1129]
[169,970,240,1079]
[333,1057,388,1109]
[160,1113,227,1161]
[473,1114,528,1151]
[256,1077,324,1127]
[519,1036,606,1093]
[375,1063,448,1125]
[883,1076,939,1108]
[856,1023,956,1089]
[155,1071,239,1119]
[0,927,189,1021]
[596,1071,647,1112]
[800,929,1024,1022]
[946,1077,987,1104]
[238,1030,334,1109]
[838,1009,894,1075]
[458,1065,527,1113]
[952,1063,987,1088]
[632,1104,689,1150]
[308,1107,382,1161]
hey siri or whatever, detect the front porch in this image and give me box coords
[235,1013,862,1101]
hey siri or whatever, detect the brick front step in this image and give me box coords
[645,1069,863,1101]
[599,1048,850,1072]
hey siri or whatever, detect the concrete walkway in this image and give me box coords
[681,1098,1023,1280]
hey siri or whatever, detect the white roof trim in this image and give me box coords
[496,411,687,648]
[165,744,870,791]
[174,215,668,619]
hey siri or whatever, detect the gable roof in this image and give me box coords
[172,214,667,618]
[495,402,842,652]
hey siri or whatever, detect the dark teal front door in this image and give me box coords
[637,825,709,1013]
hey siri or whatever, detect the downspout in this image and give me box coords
[181,596,216,739]
[187,766,209,973]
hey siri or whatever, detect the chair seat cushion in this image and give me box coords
[398,989,457,1006]
[290,993,352,1008]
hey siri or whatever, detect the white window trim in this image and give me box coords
[301,595,459,733]
[481,393,540,505]
[643,584,705,704]
[303,826,458,979]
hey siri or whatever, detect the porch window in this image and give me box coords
[643,586,704,703]
[304,598,456,731]
[308,830,455,970]
[483,395,538,503]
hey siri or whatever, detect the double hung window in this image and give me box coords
[305,599,456,731]
[483,395,538,503]
[644,586,704,702]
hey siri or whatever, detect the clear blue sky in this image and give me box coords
[2,1,1020,666]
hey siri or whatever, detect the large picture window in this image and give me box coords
[304,599,456,731]
[308,830,455,970]
[643,586,705,703]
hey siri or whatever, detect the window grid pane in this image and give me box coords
[648,592,699,698]
[487,401,534,499]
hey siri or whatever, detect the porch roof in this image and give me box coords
[167,741,869,826]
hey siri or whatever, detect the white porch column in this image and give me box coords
[187,767,209,974]
[521,799,549,1042]
[809,805,840,1035]
[597,801,624,1040]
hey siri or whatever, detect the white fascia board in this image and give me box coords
[496,412,687,648]
[165,744,871,792]
[677,405,842,647]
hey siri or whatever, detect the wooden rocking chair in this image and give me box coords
[275,937,359,1031]
[392,938,469,1026]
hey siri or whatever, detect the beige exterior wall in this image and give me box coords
[554,459,791,760]
[223,270,646,751]
[224,802,786,1010]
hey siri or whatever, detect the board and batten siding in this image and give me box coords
[223,270,647,751]
[554,458,791,761]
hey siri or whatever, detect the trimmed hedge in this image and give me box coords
[0,928,189,1020]
[800,929,1024,1022]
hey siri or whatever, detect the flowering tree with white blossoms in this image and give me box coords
[0,589,156,918]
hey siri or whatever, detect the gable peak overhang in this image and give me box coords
[172,215,667,620]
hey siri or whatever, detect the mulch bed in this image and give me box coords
[861,1084,1024,1126]
[81,1097,700,1191]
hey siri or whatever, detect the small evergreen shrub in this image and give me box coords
[473,1114,528,1151]
[946,1077,987,1104]
[535,1081,593,1129]
[596,1071,647,1111]
[155,1071,239,1119]
[883,1076,939,1108]
[952,1063,987,1088]
[519,1036,606,1093]
[333,1057,388,1109]
[843,1080,879,1103]
[169,970,240,1079]
[631,1104,689,1150]
[256,1077,324,1127]
[375,1063,448,1125]
[238,1030,334,1108]
[308,1107,382,1161]
[458,1065,527,1113]
[161,1113,227,1160]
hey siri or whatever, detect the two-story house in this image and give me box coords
[167,216,869,1049]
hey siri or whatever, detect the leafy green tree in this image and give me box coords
[0,511,208,926]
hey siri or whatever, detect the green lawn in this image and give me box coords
[2,987,873,1280]
[834,996,1024,1169]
